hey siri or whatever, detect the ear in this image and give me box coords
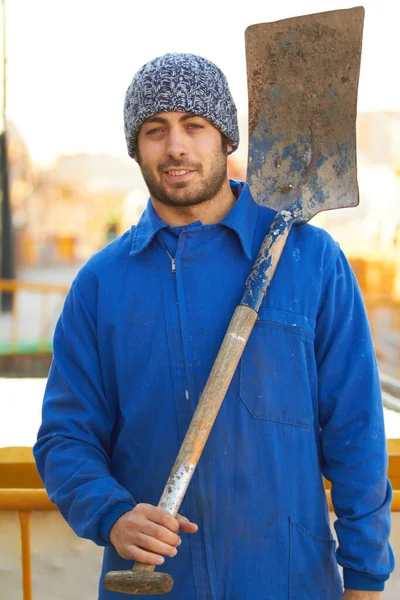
[227,143,233,155]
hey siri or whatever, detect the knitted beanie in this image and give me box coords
[124,53,239,158]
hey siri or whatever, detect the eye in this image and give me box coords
[146,127,163,135]
[187,123,204,130]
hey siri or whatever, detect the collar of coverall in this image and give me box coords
[129,180,257,260]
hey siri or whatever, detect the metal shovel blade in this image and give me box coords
[245,7,365,222]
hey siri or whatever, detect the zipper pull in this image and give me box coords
[159,242,176,273]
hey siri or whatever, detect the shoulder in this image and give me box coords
[256,204,341,275]
[70,228,135,296]
[292,220,340,272]
[86,228,134,270]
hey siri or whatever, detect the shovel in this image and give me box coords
[105,6,365,595]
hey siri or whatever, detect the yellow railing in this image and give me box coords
[0,444,399,600]
[0,447,57,600]
[0,279,69,354]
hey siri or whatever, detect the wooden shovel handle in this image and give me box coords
[131,304,258,574]
[130,207,296,575]
[160,304,258,508]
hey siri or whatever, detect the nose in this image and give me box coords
[165,128,188,160]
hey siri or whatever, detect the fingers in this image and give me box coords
[110,504,198,565]
[139,505,182,548]
[143,505,180,534]
[120,545,166,565]
[176,514,199,534]
[136,532,181,558]
[119,533,180,564]
[142,518,181,547]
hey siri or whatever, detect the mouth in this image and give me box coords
[163,169,196,182]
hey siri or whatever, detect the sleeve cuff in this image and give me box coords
[343,568,388,592]
[99,502,135,544]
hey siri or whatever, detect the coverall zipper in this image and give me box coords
[161,245,176,273]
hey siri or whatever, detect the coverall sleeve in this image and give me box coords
[33,277,135,546]
[315,247,395,591]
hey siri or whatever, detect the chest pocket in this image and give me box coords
[239,305,316,428]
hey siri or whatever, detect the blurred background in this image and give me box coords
[0,0,399,598]
[1,0,400,378]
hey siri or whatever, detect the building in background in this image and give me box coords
[5,111,400,274]
[315,111,400,253]
[6,129,148,267]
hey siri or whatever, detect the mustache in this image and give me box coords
[158,160,201,172]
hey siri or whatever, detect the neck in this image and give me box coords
[150,179,236,227]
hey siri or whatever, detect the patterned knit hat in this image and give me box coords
[124,53,239,158]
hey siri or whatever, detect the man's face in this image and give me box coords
[135,112,232,208]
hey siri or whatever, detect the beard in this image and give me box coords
[137,138,229,208]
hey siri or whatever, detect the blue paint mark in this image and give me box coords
[269,84,286,102]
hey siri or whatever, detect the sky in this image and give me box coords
[2,0,400,166]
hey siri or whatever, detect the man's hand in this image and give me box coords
[110,503,198,565]
[342,591,383,599]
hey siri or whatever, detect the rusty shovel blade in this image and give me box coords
[245,7,365,222]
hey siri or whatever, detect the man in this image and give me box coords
[34,53,394,599]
